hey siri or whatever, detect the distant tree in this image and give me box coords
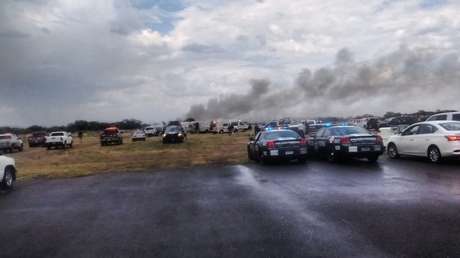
[383,112,401,119]
[117,119,143,130]
[27,125,46,132]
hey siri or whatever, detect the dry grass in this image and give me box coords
[10,133,250,180]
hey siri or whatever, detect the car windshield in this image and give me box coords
[166,126,180,133]
[0,135,12,140]
[262,130,300,140]
[103,129,118,135]
[50,132,64,136]
[440,122,460,131]
[329,127,370,136]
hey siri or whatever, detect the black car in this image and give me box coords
[162,126,186,144]
[247,129,308,164]
[311,126,384,162]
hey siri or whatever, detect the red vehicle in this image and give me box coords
[100,127,123,146]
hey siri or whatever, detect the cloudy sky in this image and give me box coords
[1,0,459,126]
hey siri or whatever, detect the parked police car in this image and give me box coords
[311,126,384,162]
[247,129,308,164]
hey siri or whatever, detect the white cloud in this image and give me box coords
[1,0,460,126]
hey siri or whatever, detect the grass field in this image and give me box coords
[10,132,250,180]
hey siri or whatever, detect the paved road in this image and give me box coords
[1,157,460,258]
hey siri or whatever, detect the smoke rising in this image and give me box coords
[186,46,460,120]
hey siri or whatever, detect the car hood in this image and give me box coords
[0,156,15,165]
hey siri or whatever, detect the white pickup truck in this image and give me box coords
[45,131,73,150]
[0,155,16,189]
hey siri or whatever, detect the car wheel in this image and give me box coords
[2,167,14,190]
[18,144,24,152]
[387,143,399,159]
[367,154,379,163]
[247,147,253,161]
[428,146,442,163]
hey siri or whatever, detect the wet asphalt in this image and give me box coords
[1,156,460,258]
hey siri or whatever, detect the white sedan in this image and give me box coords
[387,121,460,163]
[132,130,146,142]
[0,155,16,190]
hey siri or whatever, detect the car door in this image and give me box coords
[315,128,330,153]
[412,124,438,156]
[398,125,420,154]
[251,132,262,156]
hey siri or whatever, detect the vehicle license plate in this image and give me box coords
[348,146,358,152]
[270,150,279,156]
[361,147,370,152]
[285,151,294,155]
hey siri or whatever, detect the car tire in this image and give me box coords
[18,144,24,152]
[1,167,15,190]
[247,147,253,161]
[387,143,399,159]
[367,154,379,163]
[428,146,442,163]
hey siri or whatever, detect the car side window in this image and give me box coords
[418,124,436,134]
[402,125,419,136]
[432,115,447,121]
[453,114,460,121]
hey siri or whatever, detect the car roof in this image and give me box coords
[0,133,14,136]
[414,120,460,126]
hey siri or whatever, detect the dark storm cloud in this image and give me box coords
[186,46,460,120]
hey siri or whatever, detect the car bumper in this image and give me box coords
[46,142,65,146]
[334,145,384,157]
[262,147,308,159]
[101,138,122,143]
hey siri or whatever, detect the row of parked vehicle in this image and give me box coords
[247,115,460,164]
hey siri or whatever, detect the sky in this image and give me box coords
[0,0,459,126]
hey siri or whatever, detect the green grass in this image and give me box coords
[12,133,250,180]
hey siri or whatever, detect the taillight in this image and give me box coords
[376,135,383,144]
[446,135,460,141]
[266,141,276,150]
[340,137,351,145]
[299,138,308,145]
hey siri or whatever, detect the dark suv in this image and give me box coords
[27,131,47,147]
